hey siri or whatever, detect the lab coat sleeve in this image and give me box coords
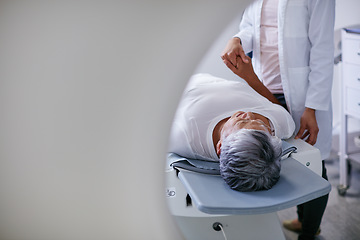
[305,0,335,111]
[233,2,257,54]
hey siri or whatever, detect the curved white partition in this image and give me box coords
[0,1,251,239]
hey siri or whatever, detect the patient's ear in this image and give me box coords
[216,141,222,156]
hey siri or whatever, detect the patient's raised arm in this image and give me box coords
[224,56,281,105]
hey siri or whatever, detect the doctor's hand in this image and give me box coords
[221,37,248,68]
[295,108,319,145]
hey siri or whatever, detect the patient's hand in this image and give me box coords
[295,108,319,145]
[221,37,248,68]
[223,55,257,82]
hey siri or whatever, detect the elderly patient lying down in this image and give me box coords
[168,70,295,192]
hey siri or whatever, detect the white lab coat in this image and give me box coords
[234,0,335,160]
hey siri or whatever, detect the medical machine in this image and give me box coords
[338,26,360,196]
[166,138,331,240]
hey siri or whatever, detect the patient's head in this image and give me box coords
[220,111,273,138]
[219,129,282,192]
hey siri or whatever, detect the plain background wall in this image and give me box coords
[0,0,251,240]
[194,13,243,80]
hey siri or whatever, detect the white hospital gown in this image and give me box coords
[168,74,295,161]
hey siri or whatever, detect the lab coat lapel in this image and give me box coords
[277,0,291,113]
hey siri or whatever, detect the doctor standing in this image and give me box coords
[221,0,335,240]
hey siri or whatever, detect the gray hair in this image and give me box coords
[219,129,282,192]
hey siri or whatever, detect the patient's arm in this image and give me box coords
[223,56,280,105]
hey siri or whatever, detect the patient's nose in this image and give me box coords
[241,112,253,119]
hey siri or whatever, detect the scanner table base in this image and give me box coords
[166,139,331,240]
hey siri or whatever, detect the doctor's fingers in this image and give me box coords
[306,133,318,145]
[306,126,319,145]
[221,44,248,66]
[296,127,318,145]
[304,131,318,145]
[238,50,249,64]
[221,51,238,67]
[295,126,306,139]
[236,55,252,67]
[227,49,249,66]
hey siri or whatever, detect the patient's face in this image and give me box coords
[221,111,270,138]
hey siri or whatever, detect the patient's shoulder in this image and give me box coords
[187,73,244,89]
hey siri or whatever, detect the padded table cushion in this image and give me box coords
[178,157,331,215]
[169,141,297,175]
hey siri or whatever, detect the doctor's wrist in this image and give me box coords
[232,37,242,45]
[304,107,315,114]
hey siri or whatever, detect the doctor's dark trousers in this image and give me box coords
[274,93,329,240]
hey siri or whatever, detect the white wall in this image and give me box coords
[0,1,251,240]
[194,13,244,80]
